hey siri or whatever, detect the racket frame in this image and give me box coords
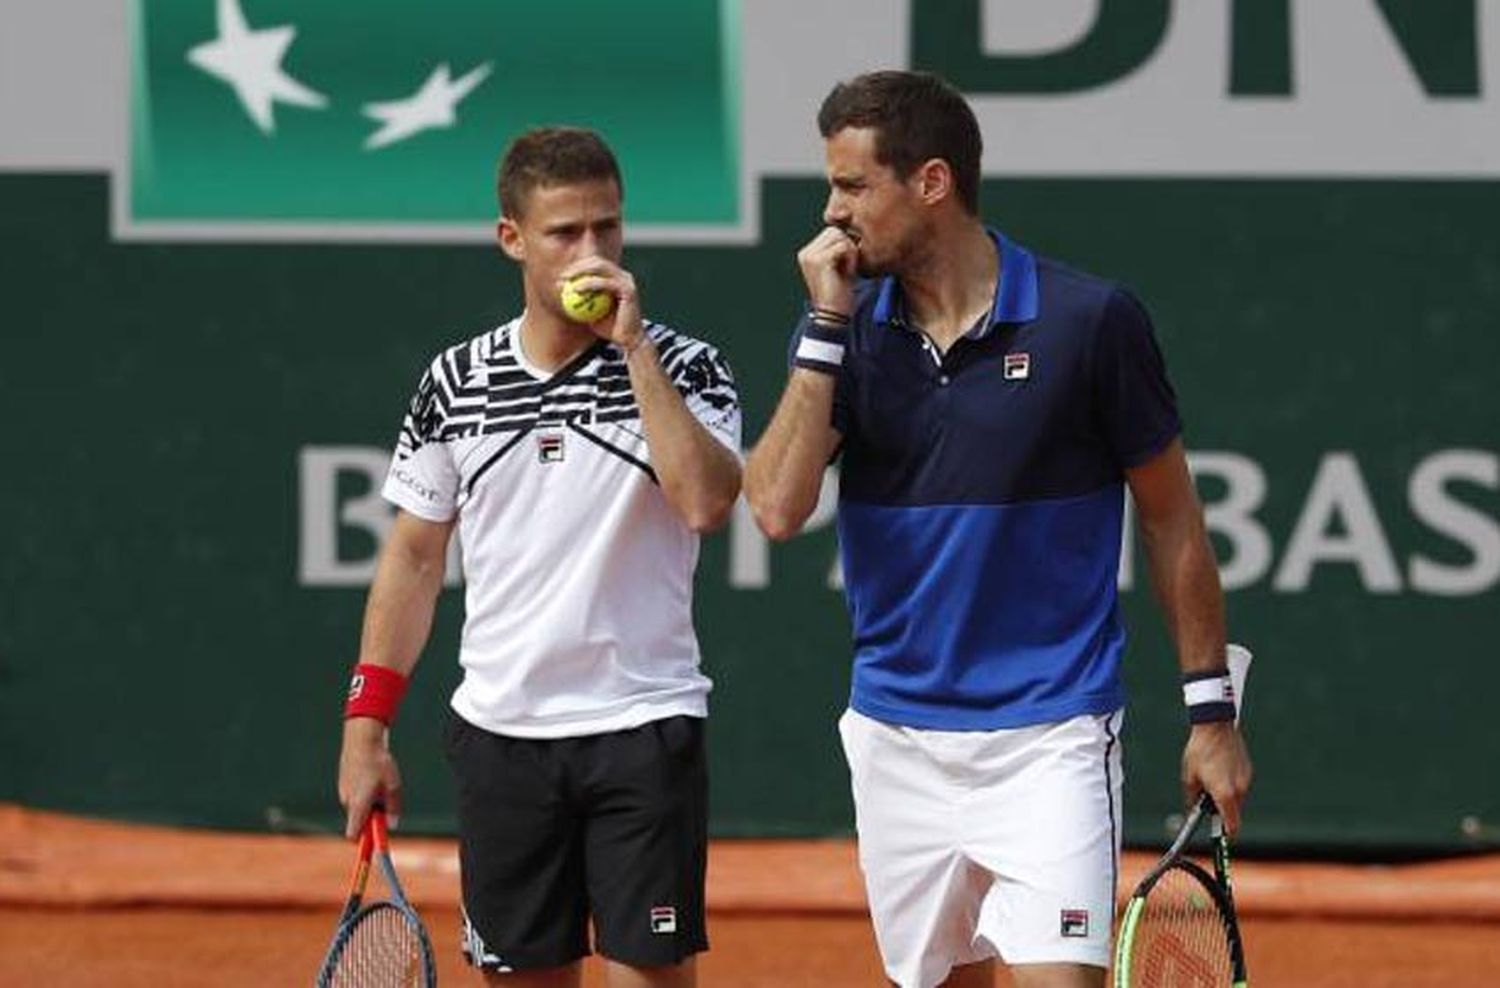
[1113,794,1248,987]
[315,808,438,988]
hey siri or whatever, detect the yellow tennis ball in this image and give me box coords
[560,278,615,323]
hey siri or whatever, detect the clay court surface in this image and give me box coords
[3,805,1497,986]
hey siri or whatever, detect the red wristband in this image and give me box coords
[344,664,409,724]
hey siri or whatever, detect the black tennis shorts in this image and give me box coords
[444,711,708,972]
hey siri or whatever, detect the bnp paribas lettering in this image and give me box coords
[1115,450,1500,597]
[297,445,1499,596]
[913,1,1480,98]
[728,449,1499,598]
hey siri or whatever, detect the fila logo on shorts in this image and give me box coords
[650,906,678,934]
[536,432,565,463]
[1060,909,1090,938]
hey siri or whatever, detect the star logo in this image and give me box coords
[129,1,742,238]
[362,63,494,151]
[186,0,328,134]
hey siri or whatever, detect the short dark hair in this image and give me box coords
[817,71,982,214]
[497,127,623,218]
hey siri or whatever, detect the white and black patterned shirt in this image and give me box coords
[381,315,741,738]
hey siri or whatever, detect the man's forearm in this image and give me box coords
[1141,512,1227,675]
[744,369,840,541]
[341,518,449,786]
[625,339,741,532]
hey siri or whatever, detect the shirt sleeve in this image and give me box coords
[669,341,743,454]
[786,310,852,437]
[1092,288,1183,469]
[381,361,461,521]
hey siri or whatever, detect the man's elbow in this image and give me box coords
[683,495,736,534]
[747,496,808,542]
[673,476,741,534]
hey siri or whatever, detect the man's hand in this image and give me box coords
[1181,721,1253,835]
[558,257,646,353]
[339,717,403,839]
[797,226,859,316]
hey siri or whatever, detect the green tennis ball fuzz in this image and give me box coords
[560,278,615,323]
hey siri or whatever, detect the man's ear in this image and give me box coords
[497,216,525,262]
[915,158,954,207]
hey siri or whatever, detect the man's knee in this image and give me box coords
[603,955,697,988]
[480,960,582,987]
[937,957,995,988]
[1007,961,1106,988]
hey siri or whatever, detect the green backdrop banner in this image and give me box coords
[2,173,1497,850]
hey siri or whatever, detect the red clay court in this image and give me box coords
[2,804,1497,986]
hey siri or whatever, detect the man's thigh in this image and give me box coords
[841,708,998,987]
[446,713,590,974]
[578,715,709,970]
[966,711,1123,971]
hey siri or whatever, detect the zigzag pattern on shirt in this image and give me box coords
[394,319,737,460]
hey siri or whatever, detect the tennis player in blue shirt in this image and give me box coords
[746,70,1252,988]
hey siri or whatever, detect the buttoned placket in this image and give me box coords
[905,318,988,388]
[915,332,950,386]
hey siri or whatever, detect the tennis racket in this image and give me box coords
[1113,644,1252,988]
[315,807,438,988]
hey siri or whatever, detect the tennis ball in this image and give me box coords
[560,278,615,323]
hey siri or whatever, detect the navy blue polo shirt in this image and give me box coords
[795,230,1181,730]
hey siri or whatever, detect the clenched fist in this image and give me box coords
[797,226,860,318]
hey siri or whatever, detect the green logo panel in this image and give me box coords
[130,0,741,230]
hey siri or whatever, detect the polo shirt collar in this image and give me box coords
[872,228,1039,338]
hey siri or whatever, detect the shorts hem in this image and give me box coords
[462,945,591,973]
[998,947,1110,969]
[596,938,709,969]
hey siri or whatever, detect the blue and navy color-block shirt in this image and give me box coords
[797,230,1181,731]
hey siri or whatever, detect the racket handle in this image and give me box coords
[338,819,375,915]
[354,823,374,872]
[369,805,390,854]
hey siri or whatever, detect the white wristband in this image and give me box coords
[793,320,847,376]
[1182,671,1236,723]
[796,335,845,367]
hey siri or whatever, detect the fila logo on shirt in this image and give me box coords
[1060,909,1090,938]
[1004,352,1031,380]
[536,433,565,463]
[650,906,678,934]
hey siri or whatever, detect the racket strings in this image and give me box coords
[328,905,429,988]
[1132,867,1233,987]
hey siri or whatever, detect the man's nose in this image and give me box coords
[823,191,848,227]
[822,184,858,224]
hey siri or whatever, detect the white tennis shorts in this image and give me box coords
[839,706,1124,987]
